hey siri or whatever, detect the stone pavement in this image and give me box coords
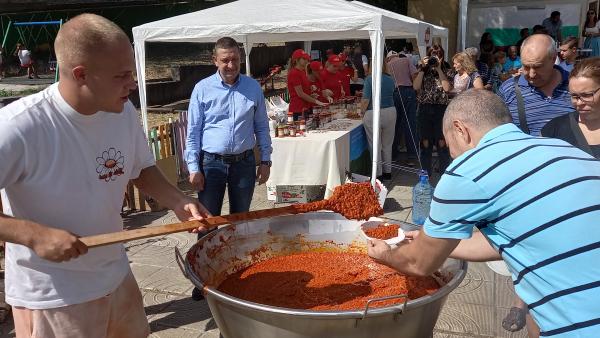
[0,171,528,338]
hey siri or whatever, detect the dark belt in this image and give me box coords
[203,149,253,163]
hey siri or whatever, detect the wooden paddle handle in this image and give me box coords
[80,205,299,248]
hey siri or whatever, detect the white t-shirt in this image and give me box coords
[17,49,31,66]
[585,21,600,34]
[0,84,155,309]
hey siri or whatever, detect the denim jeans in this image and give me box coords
[197,151,256,218]
[392,86,418,157]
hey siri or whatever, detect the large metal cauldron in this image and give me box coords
[175,212,467,338]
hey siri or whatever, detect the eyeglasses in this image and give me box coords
[570,87,600,103]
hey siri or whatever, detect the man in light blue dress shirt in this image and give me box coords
[185,38,272,301]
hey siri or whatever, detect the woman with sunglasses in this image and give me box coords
[542,57,600,158]
[583,10,600,57]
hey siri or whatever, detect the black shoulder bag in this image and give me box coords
[513,75,530,134]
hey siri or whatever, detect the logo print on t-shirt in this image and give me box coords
[96,147,125,182]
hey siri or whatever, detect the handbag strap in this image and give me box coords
[568,112,594,155]
[513,75,530,134]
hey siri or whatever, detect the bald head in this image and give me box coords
[443,89,512,133]
[520,34,557,60]
[55,13,129,71]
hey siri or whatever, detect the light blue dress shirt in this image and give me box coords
[185,71,272,173]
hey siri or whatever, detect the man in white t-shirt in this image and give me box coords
[0,14,210,338]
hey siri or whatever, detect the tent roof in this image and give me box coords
[350,1,448,38]
[132,0,448,43]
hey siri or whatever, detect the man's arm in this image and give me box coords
[370,174,493,276]
[0,214,87,262]
[450,231,502,261]
[369,229,459,276]
[185,84,206,191]
[254,89,273,185]
[254,89,272,163]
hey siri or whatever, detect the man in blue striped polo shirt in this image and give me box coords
[498,34,572,136]
[368,89,600,337]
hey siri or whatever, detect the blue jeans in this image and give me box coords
[392,86,418,157]
[197,151,256,218]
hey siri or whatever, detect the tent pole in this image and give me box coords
[243,36,252,77]
[369,29,384,187]
[134,40,149,134]
[458,0,468,52]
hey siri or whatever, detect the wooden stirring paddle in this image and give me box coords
[80,182,382,248]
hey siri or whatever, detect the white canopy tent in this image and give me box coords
[132,0,448,184]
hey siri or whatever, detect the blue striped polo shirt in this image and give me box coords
[498,66,572,136]
[424,123,600,337]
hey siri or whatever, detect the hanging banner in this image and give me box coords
[418,23,433,48]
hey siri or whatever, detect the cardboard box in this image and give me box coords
[275,185,326,203]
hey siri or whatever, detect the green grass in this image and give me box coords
[0,88,43,98]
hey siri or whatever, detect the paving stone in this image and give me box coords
[131,263,163,284]
[151,232,197,252]
[129,244,179,268]
[448,280,494,307]
[139,267,194,296]
[150,297,217,332]
[143,290,184,316]
[469,262,497,282]
[149,323,203,338]
[435,302,496,337]
[124,238,154,255]
[199,330,222,338]
[433,331,475,338]
[495,277,518,309]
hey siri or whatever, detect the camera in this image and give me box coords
[427,57,438,67]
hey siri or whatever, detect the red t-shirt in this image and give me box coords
[307,78,324,107]
[320,69,344,101]
[340,66,353,97]
[287,67,310,113]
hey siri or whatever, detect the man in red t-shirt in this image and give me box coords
[320,55,345,101]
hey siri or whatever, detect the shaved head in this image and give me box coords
[520,34,557,60]
[443,89,512,132]
[55,13,129,71]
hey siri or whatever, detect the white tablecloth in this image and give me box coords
[267,119,364,199]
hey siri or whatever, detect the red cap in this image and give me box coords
[327,55,342,65]
[291,49,310,61]
[326,49,334,56]
[338,53,347,62]
[309,61,323,71]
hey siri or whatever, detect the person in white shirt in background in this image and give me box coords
[350,42,370,95]
[13,43,38,79]
[0,13,210,338]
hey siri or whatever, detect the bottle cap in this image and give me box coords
[418,170,429,182]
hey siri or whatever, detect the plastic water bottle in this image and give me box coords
[412,170,434,225]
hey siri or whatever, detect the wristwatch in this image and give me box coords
[260,160,272,167]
